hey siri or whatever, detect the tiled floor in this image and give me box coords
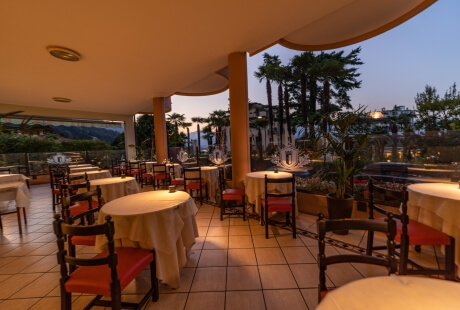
[0,184,450,309]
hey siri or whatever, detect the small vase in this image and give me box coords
[326,193,354,235]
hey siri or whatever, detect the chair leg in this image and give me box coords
[22,208,27,225]
[150,259,159,301]
[242,197,246,221]
[16,207,23,235]
[61,282,71,310]
[265,207,269,239]
[445,238,456,280]
[291,211,296,239]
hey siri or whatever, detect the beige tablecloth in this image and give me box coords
[244,171,294,213]
[407,182,460,277]
[88,177,139,201]
[69,166,99,173]
[0,173,29,185]
[145,162,181,178]
[69,169,112,182]
[316,275,460,310]
[68,164,93,168]
[0,181,31,210]
[95,190,199,288]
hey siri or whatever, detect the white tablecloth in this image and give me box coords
[69,169,112,182]
[145,162,181,178]
[244,171,293,213]
[0,173,29,185]
[0,181,31,210]
[407,182,460,277]
[69,166,100,173]
[95,190,199,288]
[88,177,139,202]
[316,275,460,310]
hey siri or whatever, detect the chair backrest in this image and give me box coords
[184,167,202,184]
[68,173,88,184]
[368,179,409,231]
[53,213,118,278]
[50,169,68,189]
[153,163,168,177]
[61,184,102,224]
[317,212,397,300]
[263,174,295,200]
[0,167,11,174]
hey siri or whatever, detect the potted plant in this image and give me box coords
[315,107,371,233]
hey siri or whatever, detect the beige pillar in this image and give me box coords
[228,52,251,189]
[124,115,136,160]
[153,97,168,163]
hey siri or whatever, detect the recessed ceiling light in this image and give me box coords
[47,46,80,61]
[52,97,71,103]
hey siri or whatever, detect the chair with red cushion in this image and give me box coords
[170,164,184,188]
[53,213,159,309]
[260,174,296,239]
[218,166,245,221]
[50,167,68,211]
[184,167,207,205]
[317,212,397,302]
[367,180,456,280]
[126,161,141,182]
[152,163,169,190]
[60,186,103,260]
[140,162,153,188]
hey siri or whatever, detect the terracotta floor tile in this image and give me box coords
[282,247,316,264]
[0,272,42,299]
[258,265,297,289]
[228,235,254,248]
[206,226,229,237]
[203,236,228,250]
[11,272,60,298]
[263,289,308,310]
[226,290,266,310]
[144,292,188,309]
[198,250,228,267]
[185,292,225,310]
[190,267,226,292]
[255,248,286,265]
[228,248,257,266]
[226,266,261,290]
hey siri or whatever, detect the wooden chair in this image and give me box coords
[111,160,121,176]
[317,212,397,302]
[140,162,153,188]
[59,181,94,218]
[152,163,169,190]
[170,164,184,188]
[126,161,141,182]
[260,175,296,239]
[184,167,207,205]
[60,186,103,260]
[218,166,245,221]
[0,167,11,174]
[50,168,68,211]
[367,179,456,280]
[53,214,159,309]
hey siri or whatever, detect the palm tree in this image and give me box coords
[254,53,281,143]
[208,110,229,149]
[316,47,363,132]
[167,113,187,134]
[250,117,269,170]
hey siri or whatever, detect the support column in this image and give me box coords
[153,97,168,163]
[124,116,136,160]
[228,52,251,189]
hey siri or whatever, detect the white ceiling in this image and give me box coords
[0,0,435,119]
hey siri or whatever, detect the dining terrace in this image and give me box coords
[0,182,457,309]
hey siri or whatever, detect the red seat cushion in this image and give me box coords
[154,173,168,180]
[376,217,452,245]
[261,197,293,212]
[171,178,184,185]
[186,181,206,190]
[142,173,153,178]
[71,235,96,246]
[65,247,153,296]
[53,189,61,194]
[69,201,100,216]
[223,188,244,200]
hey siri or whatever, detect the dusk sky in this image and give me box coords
[171,0,459,128]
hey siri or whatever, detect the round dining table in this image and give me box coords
[184,166,219,202]
[407,182,460,278]
[69,169,112,182]
[316,275,460,309]
[244,170,293,213]
[69,166,100,173]
[95,190,199,288]
[88,176,139,201]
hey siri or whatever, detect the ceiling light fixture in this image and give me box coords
[47,46,81,61]
[52,97,71,103]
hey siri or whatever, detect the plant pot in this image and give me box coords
[326,193,354,235]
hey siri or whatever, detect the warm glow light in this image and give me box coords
[370,111,384,119]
